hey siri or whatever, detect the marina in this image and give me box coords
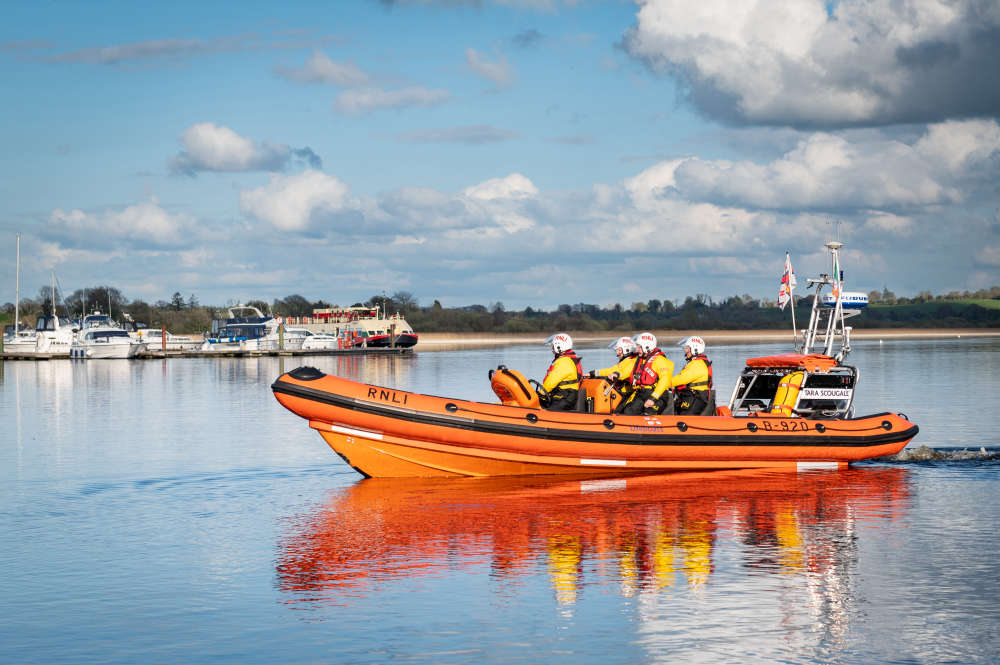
[1,346,412,360]
[2,304,416,360]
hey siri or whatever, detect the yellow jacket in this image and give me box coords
[672,358,711,392]
[628,352,674,401]
[543,355,581,394]
[595,356,638,382]
[596,356,638,398]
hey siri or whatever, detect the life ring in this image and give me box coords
[489,366,540,408]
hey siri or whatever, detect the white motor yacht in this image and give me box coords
[202,306,304,352]
[138,328,201,351]
[70,312,146,359]
[286,327,341,350]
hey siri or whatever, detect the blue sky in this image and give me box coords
[3,0,998,310]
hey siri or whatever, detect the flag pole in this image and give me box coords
[790,267,797,351]
[785,251,798,350]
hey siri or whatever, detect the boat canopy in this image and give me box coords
[744,354,837,372]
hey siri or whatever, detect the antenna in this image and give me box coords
[801,240,855,362]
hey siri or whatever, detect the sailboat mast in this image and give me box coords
[14,234,20,335]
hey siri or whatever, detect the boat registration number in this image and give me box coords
[758,420,811,431]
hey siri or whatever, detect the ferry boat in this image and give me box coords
[285,306,418,349]
[272,242,918,477]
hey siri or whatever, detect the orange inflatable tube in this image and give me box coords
[490,367,540,408]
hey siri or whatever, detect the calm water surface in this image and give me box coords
[2,337,999,664]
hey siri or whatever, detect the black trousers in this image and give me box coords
[621,388,667,415]
[675,389,708,415]
[545,389,579,411]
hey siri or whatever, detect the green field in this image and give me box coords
[953,299,1000,309]
[869,299,1000,310]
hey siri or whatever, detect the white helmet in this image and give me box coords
[678,335,706,355]
[544,333,573,354]
[632,332,657,355]
[609,336,637,357]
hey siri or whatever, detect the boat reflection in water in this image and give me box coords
[277,468,909,618]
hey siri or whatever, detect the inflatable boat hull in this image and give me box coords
[272,368,918,478]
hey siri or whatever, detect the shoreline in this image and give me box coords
[414,328,999,350]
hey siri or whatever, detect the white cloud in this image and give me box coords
[463,173,538,201]
[275,51,369,86]
[46,32,333,66]
[653,120,1000,211]
[35,240,125,268]
[31,123,1000,307]
[170,123,321,175]
[392,235,427,246]
[976,245,1000,267]
[625,0,1000,127]
[914,119,1000,171]
[862,212,915,235]
[48,198,195,247]
[178,247,214,268]
[50,37,214,64]
[334,87,450,114]
[465,48,515,87]
[239,170,351,231]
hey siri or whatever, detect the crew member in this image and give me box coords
[621,332,673,415]
[588,336,639,411]
[540,333,583,411]
[672,336,713,415]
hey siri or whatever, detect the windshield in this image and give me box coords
[86,330,131,341]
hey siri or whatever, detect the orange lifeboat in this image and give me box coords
[271,365,918,478]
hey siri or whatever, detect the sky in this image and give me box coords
[2,0,999,311]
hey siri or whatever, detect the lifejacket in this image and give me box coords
[546,350,583,393]
[770,370,805,416]
[629,348,666,388]
[675,354,713,392]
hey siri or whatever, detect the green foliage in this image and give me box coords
[169,292,185,311]
[272,294,312,317]
[10,286,995,337]
[951,299,1000,310]
[402,295,998,332]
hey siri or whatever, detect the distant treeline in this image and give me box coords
[3,286,999,334]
